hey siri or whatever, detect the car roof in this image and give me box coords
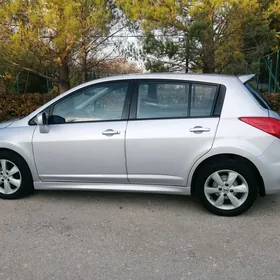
[62,72,247,101]
[90,73,239,84]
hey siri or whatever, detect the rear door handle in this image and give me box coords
[190,126,211,133]
[102,129,121,136]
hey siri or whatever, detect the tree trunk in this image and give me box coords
[185,56,189,73]
[202,29,215,73]
[59,57,70,94]
[81,37,88,83]
[184,33,189,73]
[202,9,215,74]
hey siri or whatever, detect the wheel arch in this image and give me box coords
[190,153,265,197]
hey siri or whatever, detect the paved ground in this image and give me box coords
[1,191,280,280]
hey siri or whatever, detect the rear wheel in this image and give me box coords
[0,151,33,199]
[195,158,258,216]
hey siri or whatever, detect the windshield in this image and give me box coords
[244,81,272,110]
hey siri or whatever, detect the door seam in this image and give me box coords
[31,125,42,181]
[124,120,131,183]
[186,117,221,187]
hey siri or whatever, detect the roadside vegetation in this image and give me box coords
[0,0,279,121]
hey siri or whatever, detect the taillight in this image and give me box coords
[239,117,280,139]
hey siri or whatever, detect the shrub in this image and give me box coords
[262,93,280,112]
[0,92,279,123]
[0,93,58,122]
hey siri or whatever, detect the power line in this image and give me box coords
[91,34,185,38]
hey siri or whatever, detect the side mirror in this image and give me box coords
[36,112,48,125]
[36,112,50,134]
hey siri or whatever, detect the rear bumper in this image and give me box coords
[250,139,280,194]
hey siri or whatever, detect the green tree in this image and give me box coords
[266,0,280,46]
[139,32,197,73]
[0,0,116,93]
[117,0,276,73]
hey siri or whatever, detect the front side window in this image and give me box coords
[136,80,218,119]
[51,82,128,123]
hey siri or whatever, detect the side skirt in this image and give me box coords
[34,182,191,196]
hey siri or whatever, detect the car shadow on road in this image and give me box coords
[30,189,280,217]
[32,189,203,211]
[33,189,193,204]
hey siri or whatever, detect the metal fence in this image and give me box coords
[256,50,280,93]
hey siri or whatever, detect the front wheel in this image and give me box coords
[0,151,33,199]
[196,158,258,216]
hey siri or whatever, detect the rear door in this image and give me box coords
[126,79,224,186]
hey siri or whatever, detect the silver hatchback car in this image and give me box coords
[0,73,279,216]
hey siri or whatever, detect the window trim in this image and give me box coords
[213,85,226,117]
[129,79,224,121]
[29,80,134,125]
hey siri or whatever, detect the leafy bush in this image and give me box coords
[262,93,280,112]
[0,93,58,122]
[0,92,279,123]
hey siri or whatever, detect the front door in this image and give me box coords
[32,80,131,183]
[126,79,222,186]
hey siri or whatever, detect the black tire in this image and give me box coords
[0,150,33,199]
[195,157,258,216]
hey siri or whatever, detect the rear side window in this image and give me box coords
[190,84,217,117]
[137,82,189,119]
[136,80,218,119]
[245,81,271,110]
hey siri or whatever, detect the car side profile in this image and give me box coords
[0,73,279,216]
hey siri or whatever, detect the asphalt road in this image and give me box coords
[1,190,280,280]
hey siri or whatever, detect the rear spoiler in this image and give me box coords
[238,74,255,83]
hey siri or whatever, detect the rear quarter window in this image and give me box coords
[245,82,272,110]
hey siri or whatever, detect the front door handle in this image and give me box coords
[190,126,211,133]
[102,129,121,136]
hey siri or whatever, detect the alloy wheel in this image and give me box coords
[204,170,249,210]
[0,159,22,195]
